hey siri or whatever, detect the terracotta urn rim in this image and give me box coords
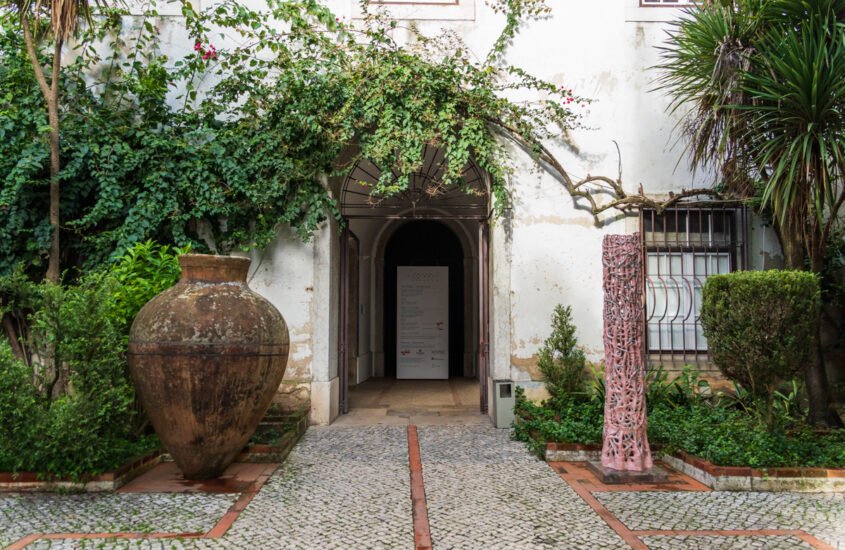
[178,253,251,283]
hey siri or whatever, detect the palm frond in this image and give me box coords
[741,14,845,226]
[654,1,764,193]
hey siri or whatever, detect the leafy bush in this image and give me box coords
[649,403,845,468]
[537,305,587,398]
[514,356,845,468]
[0,274,156,478]
[0,0,588,276]
[0,341,41,472]
[515,381,845,467]
[513,386,602,457]
[587,363,708,413]
[110,240,187,332]
[701,270,820,429]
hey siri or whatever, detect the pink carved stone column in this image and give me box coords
[600,233,653,472]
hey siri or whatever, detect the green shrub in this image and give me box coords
[513,386,603,457]
[537,305,587,398]
[513,383,845,468]
[648,403,845,468]
[701,270,820,429]
[0,275,157,478]
[0,242,184,477]
[0,341,42,472]
[109,240,188,333]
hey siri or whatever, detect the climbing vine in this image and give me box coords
[0,0,719,277]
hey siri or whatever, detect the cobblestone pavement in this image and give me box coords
[4,426,413,550]
[640,535,814,549]
[210,425,414,549]
[4,423,845,549]
[0,493,236,547]
[597,490,845,548]
[418,425,626,549]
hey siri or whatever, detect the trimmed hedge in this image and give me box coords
[701,270,820,428]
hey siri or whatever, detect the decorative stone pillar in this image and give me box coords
[600,233,653,472]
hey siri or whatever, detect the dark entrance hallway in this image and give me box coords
[336,150,491,415]
[383,221,465,379]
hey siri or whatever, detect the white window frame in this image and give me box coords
[625,0,695,22]
[349,0,475,21]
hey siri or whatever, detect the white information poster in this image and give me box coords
[397,266,449,379]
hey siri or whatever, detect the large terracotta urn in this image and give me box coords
[128,254,289,479]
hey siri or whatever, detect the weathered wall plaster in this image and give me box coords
[120,0,785,421]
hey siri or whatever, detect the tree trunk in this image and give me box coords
[20,18,61,283]
[808,252,844,427]
[807,335,844,427]
[776,218,805,270]
[2,313,25,361]
[45,40,62,283]
[776,220,843,427]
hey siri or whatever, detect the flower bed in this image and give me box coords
[515,388,845,474]
[0,450,162,492]
[1,408,308,492]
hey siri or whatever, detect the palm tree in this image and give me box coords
[657,0,845,427]
[4,0,96,282]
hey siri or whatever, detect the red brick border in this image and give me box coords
[671,450,845,479]
[632,529,835,549]
[552,461,837,550]
[407,425,433,550]
[555,464,649,549]
[0,451,162,489]
[6,463,278,549]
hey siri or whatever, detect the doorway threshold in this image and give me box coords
[335,378,488,427]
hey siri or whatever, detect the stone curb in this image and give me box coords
[545,443,845,492]
[661,453,845,493]
[0,451,162,493]
[544,442,602,462]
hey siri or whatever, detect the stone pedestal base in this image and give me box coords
[587,461,669,484]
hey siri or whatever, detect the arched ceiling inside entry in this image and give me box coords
[341,145,489,220]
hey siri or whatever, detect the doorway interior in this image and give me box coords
[337,148,490,419]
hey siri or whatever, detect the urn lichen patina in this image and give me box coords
[128,254,289,479]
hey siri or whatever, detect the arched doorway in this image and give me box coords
[384,221,465,378]
[337,146,491,418]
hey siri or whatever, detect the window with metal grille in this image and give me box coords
[639,0,695,6]
[641,208,746,357]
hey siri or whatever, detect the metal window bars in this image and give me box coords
[639,207,747,366]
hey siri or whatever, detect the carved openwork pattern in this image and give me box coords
[601,233,653,472]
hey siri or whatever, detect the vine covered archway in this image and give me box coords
[341,144,490,221]
[338,146,492,415]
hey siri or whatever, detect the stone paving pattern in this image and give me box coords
[210,425,414,549]
[0,493,236,547]
[640,535,814,549]
[597,490,845,548]
[418,425,627,549]
[4,423,845,549]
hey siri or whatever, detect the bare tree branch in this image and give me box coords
[490,118,727,217]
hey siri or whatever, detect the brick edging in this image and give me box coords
[661,454,845,492]
[670,450,845,479]
[6,463,279,549]
[0,451,163,492]
[545,442,845,492]
[407,425,432,550]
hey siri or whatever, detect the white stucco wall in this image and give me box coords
[120,0,782,421]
